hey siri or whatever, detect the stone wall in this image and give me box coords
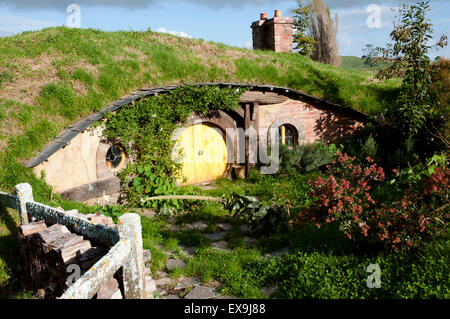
[32,127,103,193]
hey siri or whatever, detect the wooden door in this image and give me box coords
[175,124,228,185]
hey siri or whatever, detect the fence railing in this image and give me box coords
[0,183,145,299]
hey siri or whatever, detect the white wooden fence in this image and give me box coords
[0,183,145,299]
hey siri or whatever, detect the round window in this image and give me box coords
[106,145,126,172]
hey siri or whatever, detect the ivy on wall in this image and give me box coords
[100,85,245,211]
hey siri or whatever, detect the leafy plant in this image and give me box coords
[222,192,292,234]
[292,0,316,56]
[278,142,339,176]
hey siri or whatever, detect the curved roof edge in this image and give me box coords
[25,82,369,168]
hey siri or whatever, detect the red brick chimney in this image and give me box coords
[251,9,293,53]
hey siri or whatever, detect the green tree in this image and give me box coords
[362,44,383,68]
[292,0,316,56]
[378,0,447,137]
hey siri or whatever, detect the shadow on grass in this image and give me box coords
[257,222,358,256]
[0,206,23,298]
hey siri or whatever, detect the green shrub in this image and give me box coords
[278,142,339,176]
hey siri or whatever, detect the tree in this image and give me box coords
[292,0,316,56]
[310,0,341,66]
[362,44,383,67]
[378,0,448,138]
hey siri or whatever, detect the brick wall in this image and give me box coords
[251,11,293,53]
[257,99,363,147]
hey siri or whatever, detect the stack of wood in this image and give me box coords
[18,209,118,299]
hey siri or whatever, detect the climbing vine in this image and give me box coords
[100,85,245,211]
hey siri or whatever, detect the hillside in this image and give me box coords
[0,27,401,194]
[340,56,393,72]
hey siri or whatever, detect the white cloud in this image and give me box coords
[0,14,58,36]
[156,27,192,38]
[243,40,253,49]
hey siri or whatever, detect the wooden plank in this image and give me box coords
[60,177,121,202]
[19,221,47,237]
[240,91,288,105]
[26,202,120,247]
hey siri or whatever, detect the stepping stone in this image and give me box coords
[143,249,151,263]
[174,277,201,290]
[155,277,174,287]
[261,285,277,297]
[156,288,168,296]
[211,241,231,252]
[212,295,238,299]
[243,236,257,247]
[264,247,289,258]
[203,231,227,241]
[167,225,180,232]
[144,276,157,299]
[204,280,222,289]
[138,209,156,218]
[240,224,251,232]
[154,271,169,279]
[180,245,196,258]
[166,259,186,271]
[216,223,233,231]
[184,286,217,299]
[162,294,180,300]
[192,221,208,231]
[183,224,194,231]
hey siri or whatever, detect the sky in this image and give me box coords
[0,0,449,58]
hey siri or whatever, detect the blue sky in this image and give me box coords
[0,0,449,58]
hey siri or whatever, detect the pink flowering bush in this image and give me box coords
[298,153,449,251]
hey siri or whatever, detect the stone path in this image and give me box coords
[145,218,289,299]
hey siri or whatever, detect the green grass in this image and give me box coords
[340,56,393,72]
[132,205,449,299]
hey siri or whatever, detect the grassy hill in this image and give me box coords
[340,56,392,72]
[0,27,401,193]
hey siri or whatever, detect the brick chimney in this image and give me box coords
[251,10,294,53]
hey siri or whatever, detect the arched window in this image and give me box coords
[278,124,297,147]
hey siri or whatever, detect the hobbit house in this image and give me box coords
[25,83,367,203]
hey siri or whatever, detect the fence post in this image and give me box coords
[117,213,145,299]
[14,183,34,225]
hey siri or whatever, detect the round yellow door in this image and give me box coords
[174,124,228,185]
